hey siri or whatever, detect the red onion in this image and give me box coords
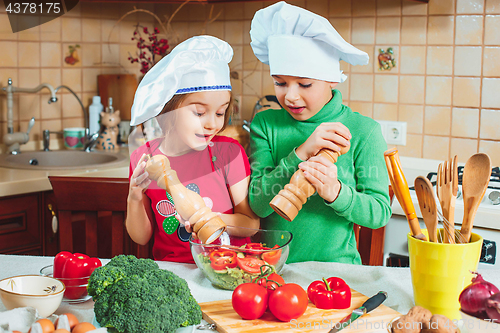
[485,293,500,321]
[459,272,499,317]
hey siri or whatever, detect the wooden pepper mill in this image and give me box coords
[270,146,350,221]
[145,155,226,244]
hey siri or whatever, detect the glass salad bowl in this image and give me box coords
[40,265,92,303]
[190,226,292,290]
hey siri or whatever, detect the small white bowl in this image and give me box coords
[460,310,499,333]
[0,275,65,317]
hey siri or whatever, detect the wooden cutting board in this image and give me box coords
[97,74,138,121]
[199,289,400,333]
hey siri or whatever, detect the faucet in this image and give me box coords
[2,78,57,154]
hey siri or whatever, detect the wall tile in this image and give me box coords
[453,77,481,107]
[457,0,485,14]
[207,21,225,41]
[18,23,39,42]
[40,19,61,42]
[329,0,351,17]
[425,106,451,135]
[62,92,84,119]
[428,16,454,45]
[400,75,425,104]
[101,20,119,44]
[62,68,82,92]
[349,74,373,102]
[486,0,500,14]
[101,44,119,66]
[224,3,244,20]
[397,133,422,158]
[83,68,100,92]
[242,70,262,96]
[81,44,101,67]
[243,20,251,45]
[0,13,16,40]
[479,140,500,166]
[225,21,243,45]
[119,21,137,45]
[336,81,350,101]
[19,95,40,121]
[62,17,81,42]
[423,135,450,160]
[329,18,351,42]
[484,15,500,45]
[244,2,263,20]
[352,18,375,44]
[243,45,261,71]
[452,107,479,138]
[376,17,400,44]
[231,74,243,96]
[401,16,427,45]
[454,46,482,76]
[351,45,374,73]
[18,69,39,88]
[306,0,328,16]
[41,94,62,120]
[480,109,500,140]
[402,1,428,15]
[119,44,138,69]
[262,74,275,96]
[0,41,18,67]
[62,117,84,129]
[455,16,483,45]
[41,69,61,88]
[374,75,398,103]
[349,101,373,118]
[426,46,453,75]
[377,0,401,16]
[428,0,455,15]
[373,103,398,121]
[482,78,500,108]
[352,0,376,17]
[399,104,424,134]
[483,47,500,76]
[82,19,101,43]
[400,46,426,74]
[18,42,40,68]
[101,3,122,20]
[450,138,478,163]
[426,76,452,105]
[41,42,61,68]
[231,45,243,71]
[374,45,399,74]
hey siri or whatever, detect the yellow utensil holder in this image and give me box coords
[408,229,483,321]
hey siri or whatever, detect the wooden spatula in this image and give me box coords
[460,153,491,243]
[415,176,438,242]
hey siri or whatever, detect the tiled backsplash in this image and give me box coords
[1,0,499,165]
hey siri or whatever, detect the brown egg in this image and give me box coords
[29,319,55,333]
[12,331,22,333]
[71,322,96,333]
[62,313,79,330]
[54,330,71,333]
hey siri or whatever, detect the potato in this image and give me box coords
[391,315,422,333]
[421,314,457,333]
[407,306,432,327]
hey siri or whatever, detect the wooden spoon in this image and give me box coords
[414,176,438,242]
[460,153,491,243]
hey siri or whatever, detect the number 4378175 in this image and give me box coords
[6,3,61,14]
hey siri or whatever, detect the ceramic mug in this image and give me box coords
[63,127,85,149]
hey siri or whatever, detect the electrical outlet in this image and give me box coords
[377,120,407,146]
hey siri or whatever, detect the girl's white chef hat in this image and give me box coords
[130,35,233,126]
[250,1,369,83]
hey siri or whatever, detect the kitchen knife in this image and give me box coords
[328,291,388,333]
[384,148,427,241]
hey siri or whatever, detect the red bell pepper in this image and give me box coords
[53,251,102,299]
[262,244,282,265]
[209,249,238,270]
[307,277,351,309]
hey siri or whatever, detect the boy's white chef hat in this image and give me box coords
[250,1,369,83]
[130,35,233,126]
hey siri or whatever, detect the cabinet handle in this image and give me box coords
[48,204,58,234]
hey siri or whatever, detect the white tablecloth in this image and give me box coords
[1,255,500,332]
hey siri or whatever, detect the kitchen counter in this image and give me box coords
[0,149,130,198]
[2,255,500,332]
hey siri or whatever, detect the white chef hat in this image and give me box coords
[250,1,369,83]
[130,35,233,126]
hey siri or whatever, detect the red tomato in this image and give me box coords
[256,273,285,297]
[261,245,282,265]
[269,283,308,322]
[209,250,237,270]
[236,256,267,274]
[232,283,268,320]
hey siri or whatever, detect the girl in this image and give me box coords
[126,36,259,263]
[248,2,392,264]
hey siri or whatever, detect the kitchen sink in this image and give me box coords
[0,150,127,170]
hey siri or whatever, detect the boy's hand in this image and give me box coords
[296,122,351,161]
[298,155,342,203]
[129,154,151,201]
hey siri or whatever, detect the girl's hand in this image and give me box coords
[129,154,151,201]
[296,122,351,161]
[298,155,342,203]
[175,212,222,239]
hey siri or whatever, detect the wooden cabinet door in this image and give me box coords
[42,191,59,256]
[0,193,42,254]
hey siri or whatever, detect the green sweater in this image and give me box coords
[248,90,392,264]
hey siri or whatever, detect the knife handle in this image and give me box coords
[362,291,387,313]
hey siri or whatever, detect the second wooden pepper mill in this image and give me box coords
[270,146,350,221]
[145,154,226,244]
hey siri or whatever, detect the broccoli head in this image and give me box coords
[88,255,202,333]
